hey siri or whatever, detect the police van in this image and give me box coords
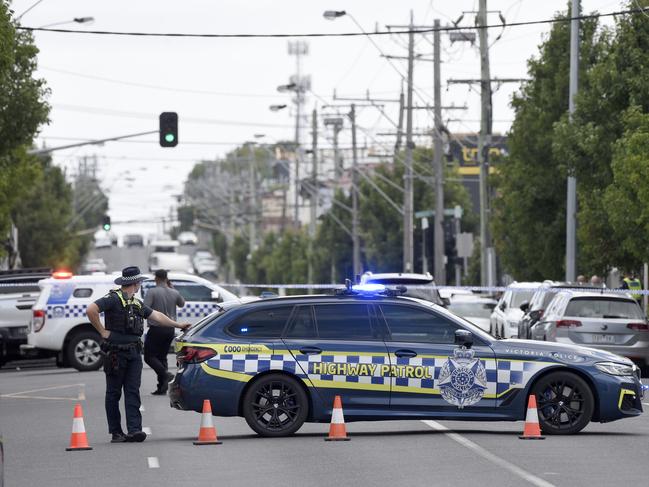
[24,272,240,371]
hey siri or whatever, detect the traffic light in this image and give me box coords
[102,215,111,231]
[159,112,178,147]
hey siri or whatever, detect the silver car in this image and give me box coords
[532,290,649,366]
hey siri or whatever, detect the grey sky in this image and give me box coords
[11,0,627,238]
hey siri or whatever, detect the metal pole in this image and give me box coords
[477,0,492,286]
[248,144,257,255]
[294,48,302,228]
[455,213,462,285]
[403,10,415,273]
[566,0,580,282]
[394,87,405,166]
[433,18,445,285]
[308,109,318,286]
[350,104,361,277]
[422,217,428,273]
[333,122,342,179]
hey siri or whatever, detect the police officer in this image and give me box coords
[621,271,643,304]
[86,266,190,443]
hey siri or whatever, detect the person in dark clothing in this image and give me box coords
[86,266,190,444]
[144,269,186,395]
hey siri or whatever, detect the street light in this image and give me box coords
[269,104,287,112]
[38,17,94,28]
[323,10,347,20]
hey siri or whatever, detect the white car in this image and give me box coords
[177,231,198,245]
[94,234,112,249]
[446,295,498,333]
[80,258,107,274]
[24,272,240,371]
[490,281,542,338]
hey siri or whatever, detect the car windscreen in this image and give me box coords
[447,301,495,319]
[511,291,535,308]
[564,298,644,319]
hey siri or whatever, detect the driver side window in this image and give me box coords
[380,305,459,344]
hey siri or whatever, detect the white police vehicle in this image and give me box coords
[24,272,240,371]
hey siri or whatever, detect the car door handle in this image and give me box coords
[394,349,417,358]
[299,346,322,355]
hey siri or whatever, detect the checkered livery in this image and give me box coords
[203,351,557,397]
[47,304,88,319]
[177,303,220,319]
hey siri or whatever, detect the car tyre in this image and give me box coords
[242,373,308,437]
[532,371,594,435]
[66,331,103,371]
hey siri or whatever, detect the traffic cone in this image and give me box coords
[66,403,93,451]
[193,399,222,445]
[324,395,350,441]
[519,395,545,440]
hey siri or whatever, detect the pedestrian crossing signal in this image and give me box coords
[159,112,178,147]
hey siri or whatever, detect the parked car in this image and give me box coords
[490,281,541,338]
[123,233,144,247]
[177,231,198,245]
[94,234,112,249]
[531,289,649,368]
[360,272,445,306]
[0,268,51,366]
[80,258,107,274]
[192,250,218,276]
[446,295,497,333]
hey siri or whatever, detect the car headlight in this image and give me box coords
[595,362,636,376]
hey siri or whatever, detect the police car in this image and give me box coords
[170,283,643,437]
[25,272,240,371]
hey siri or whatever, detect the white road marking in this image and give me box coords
[0,395,79,401]
[143,427,151,435]
[78,385,86,401]
[1,383,85,397]
[643,403,649,407]
[147,457,159,469]
[139,405,145,412]
[422,421,556,487]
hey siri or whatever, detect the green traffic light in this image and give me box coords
[165,133,175,143]
[103,224,110,231]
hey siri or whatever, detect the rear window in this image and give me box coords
[227,306,293,338]
[511,291,534,308]
[73,288,93,298]
[565,298,644,320]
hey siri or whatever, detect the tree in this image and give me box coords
[0,1,50,251]
[491,8,601,280]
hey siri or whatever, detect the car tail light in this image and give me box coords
[33,309,46,332]
[627,323,649,331]
[556,319,582,328]
[177,346,216,365]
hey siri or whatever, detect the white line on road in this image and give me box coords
[139,405,145,412]
[2,383,85,397]
[643,403,649,407]
[143,427,151,435]
[147,457,159,469]
[422,421,555,487]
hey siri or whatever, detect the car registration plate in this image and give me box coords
[592,334,615,344]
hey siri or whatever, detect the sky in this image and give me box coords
[10,0,630,239]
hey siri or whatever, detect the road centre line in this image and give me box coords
[143,427,151,435]
[0,394,79,401]
[421,420,556,487]
[147,457,160,469]
[1,383,85,397]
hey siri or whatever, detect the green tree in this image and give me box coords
[491,8,601,280]
[0,1,50,250]
[312,190,353,283]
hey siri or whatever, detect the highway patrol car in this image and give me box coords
[171,284,644,437]
[25,272,239,371]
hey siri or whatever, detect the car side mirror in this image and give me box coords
[210,290,220,302]
[499,302,506,311]
[455,329,474,348]
[441,297,451,307]
[519,301,529,312]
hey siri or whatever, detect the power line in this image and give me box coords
[16,8,647,38]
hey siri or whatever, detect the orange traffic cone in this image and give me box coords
[519,395,545,440]
[66,403,93,451]
[193,399,222,445]
[324,395,350,441]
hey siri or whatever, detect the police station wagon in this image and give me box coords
[171,284,643,437]
[25,272,239,371]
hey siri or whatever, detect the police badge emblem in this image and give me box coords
[438,347,487,408]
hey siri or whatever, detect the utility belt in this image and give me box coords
[101,340,142,376]
[101,340,143,353]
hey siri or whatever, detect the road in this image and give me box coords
[1,362,647,487]
[90,244,199,275]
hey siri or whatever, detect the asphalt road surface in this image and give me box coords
[1,361,647,487]
[90,244,198,275]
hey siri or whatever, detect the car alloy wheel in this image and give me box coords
[67,331,103,371]
[532,371,594,435]
[242,374,308,437]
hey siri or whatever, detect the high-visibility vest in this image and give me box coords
[623,278,642,300]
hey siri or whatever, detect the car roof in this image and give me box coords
[363,272,434,284]
[556,289,635,300]
[448,295,497,304]
[39,271,214,287]
[507,281,542,289]
[231,293,438,309]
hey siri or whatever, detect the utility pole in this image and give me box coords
[566,0,580,282]
[403,10,416,273]
[394,87,405,167]
[324,117,344,179]
[433,18,445,285]
[308,108,318,286]
[477,0,492,287]
[247,143,257,256]
[350,103,361,277]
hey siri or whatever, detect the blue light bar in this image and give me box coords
[240,327,249,333]
[352,283,387,295]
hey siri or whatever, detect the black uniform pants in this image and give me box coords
[104,347,142,435]
[144,326,175,389]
